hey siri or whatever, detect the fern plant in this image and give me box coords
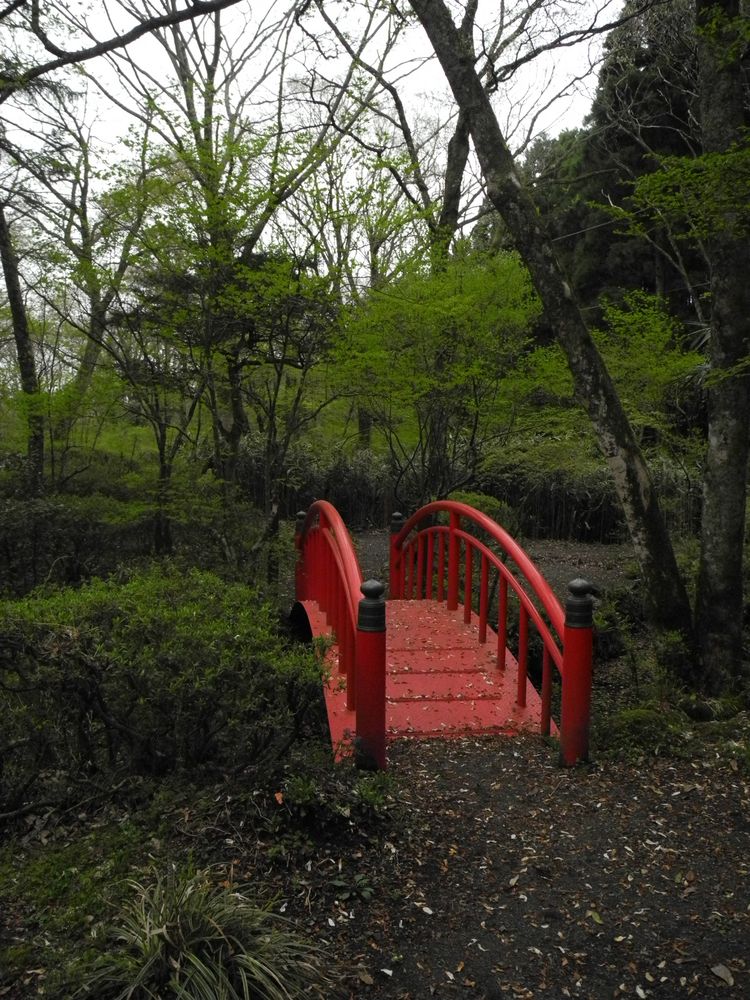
[76,867,340,999]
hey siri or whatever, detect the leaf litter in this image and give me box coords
[308,736,749,998]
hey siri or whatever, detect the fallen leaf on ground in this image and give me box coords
[710,964,734,986]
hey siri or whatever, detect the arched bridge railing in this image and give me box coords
[294,501,363,712]
[295,501,387,769]
[390,501,596,766]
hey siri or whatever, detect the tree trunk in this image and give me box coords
[409,0,693,636]
[431,110,471,264]
[693,0,750,691]
[76,300,107,397]
[0,203,44,495]
[154,458,173,555]
[357,406,373,450]
[215,352,250,483]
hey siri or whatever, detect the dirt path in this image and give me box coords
[284,738,749,1000]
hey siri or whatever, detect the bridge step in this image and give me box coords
[304,599,547,754]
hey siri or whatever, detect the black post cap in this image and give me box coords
[390,511,405,534]
[358,579,386,632]
[565,578,600,629]
[295,510,307,531]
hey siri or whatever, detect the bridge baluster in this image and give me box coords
[406,541,415,599]
[479,556,489,644]
[447,511,460,610]
[517,605,529,707]
[437,531,446,602]
[464,543,473,624]
[497,576,508,671]
[416,532,425,600]
[426,531,435,600]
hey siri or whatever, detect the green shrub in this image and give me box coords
[596,706,688,759]
[447,489,520,538]
[0,481,285,597]
[0,566,325,813]
[0,495,153,596]
[75,867,340,999]
[237,437,392,529]
[322,449,392,528]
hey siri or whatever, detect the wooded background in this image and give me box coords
[1,0,748,694]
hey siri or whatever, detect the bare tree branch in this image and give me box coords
[0,0,250,102]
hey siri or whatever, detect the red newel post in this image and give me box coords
[294,510,307,601]
[560,578,596,767]
[355,579,387,770]
[389,512,405,599]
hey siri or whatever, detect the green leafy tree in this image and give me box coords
[408,0,750,692]
[340,248,540,506]
[91,3,390,490]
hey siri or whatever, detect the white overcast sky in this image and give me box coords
[64,0,615,154]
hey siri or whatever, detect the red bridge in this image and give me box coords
[293,500,596,769]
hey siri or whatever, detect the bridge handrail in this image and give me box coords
[295,501,363,710]
[452,526,563,671]
[391,500,565,637]
[390,500,593,765]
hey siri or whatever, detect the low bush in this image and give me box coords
[447,489,520,538]
[0,494,153,596]
[237,437,393,528]
[594,706,689,759]
[0,565,326,815]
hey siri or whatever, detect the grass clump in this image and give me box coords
[76,867,341,999]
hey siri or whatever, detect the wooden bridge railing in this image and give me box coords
[295,501,387,768]
[390,501,596,766]
[295,501,362,711]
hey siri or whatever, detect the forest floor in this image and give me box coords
[1,536,749,1000]
[351,529,637,604]
[5,732,747,1000]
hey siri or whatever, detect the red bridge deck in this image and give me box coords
[303,598,546,752]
